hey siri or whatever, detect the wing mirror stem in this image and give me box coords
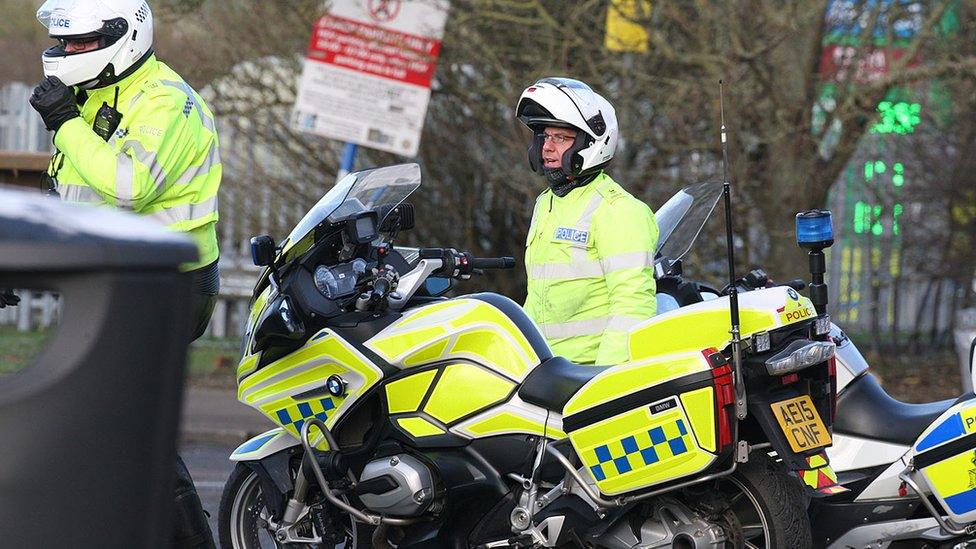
[250,234,283,287]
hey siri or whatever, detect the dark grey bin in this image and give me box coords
[0,188,198,548]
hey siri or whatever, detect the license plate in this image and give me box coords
[770,395,832,452]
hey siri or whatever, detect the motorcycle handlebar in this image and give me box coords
[418,248,442,260]
[781,279,807,291]
[469,257,516,270]
[416,248,515,273]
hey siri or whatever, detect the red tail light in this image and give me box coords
[703,348,735,452]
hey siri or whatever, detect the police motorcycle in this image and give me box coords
[807,321,976,546]
[218,163,839,548]
[650,186,976,547]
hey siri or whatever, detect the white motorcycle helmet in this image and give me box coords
[36,0,154,88]
[516,77,618,178]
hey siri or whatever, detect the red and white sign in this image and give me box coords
[819,44,920,84]
[292,0,449,157]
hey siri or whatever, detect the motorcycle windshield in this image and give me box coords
[654,181,723,261]
[281,163,421,254]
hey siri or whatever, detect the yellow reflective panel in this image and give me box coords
[396,300,465,327]
[570,407,714,496]
[397,416,445,437]
[402,339,450,367]
[246,285,273,331]
[629,309,774,361]
[238,333,383,438]
[463,411,567,439]
[423,363,515,424]
[368,324,448,363]
[778,294,816,325]
[237,353,259,381]
[680,387,716,453]
[450,301,539,366]
[923,451,976,502]
[386,370,438,414]
[450,330,529,380]
[961,407,976,434]
[564,353,707,416]
[239,332,381,401]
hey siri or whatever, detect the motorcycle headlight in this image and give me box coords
[765,340,835,375]
[314,260,364,299]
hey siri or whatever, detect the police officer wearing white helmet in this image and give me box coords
[517,77,659,365]
[29,0,220,546]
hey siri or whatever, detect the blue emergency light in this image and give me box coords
[795,209,834,250]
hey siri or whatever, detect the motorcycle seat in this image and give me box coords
[834,372,963,446]
[518,356,610,412]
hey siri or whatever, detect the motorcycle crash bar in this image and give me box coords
[299,418,420,527]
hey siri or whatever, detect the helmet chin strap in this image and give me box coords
[545,168,598,197]
[88,48,155,89]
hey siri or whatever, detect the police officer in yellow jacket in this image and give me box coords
[30,1,218,546]
[516,78,658,365]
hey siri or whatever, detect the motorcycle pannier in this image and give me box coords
[561,350,735,496]
[911,397,976,524]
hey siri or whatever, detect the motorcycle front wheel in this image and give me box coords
[218,462,368,549]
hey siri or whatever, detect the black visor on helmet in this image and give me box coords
[46,17,128,57]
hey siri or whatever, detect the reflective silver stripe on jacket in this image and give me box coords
[60,184,103,203]
[601,251,654,273]
[529,250,654,280]
[174,141,221,186]
[149,194,218,226]
[571,193,604,264]
[160,80,215,132]
[529,261,603,279]
[117,140,168,208]
[537,314,642,339]
[538,317,608,339]
[606,315,644,332]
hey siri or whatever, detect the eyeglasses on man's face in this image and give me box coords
[539,132,576,145]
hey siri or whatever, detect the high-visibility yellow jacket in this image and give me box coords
[524,172,658,365]
[50,55,220,272]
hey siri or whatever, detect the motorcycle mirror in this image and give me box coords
[424,277,451,297]
[250,235,276,267]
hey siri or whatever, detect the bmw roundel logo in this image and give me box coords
[787,288,799,301]
[326,375,347,397]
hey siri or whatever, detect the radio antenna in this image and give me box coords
[719,80,747,425]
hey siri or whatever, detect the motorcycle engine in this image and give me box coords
[355,453,437,517]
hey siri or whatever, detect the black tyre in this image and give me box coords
[218,462,369,549]
[713,454,812,548]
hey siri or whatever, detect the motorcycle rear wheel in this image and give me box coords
[218,462,368,549]
[709,454,812,549]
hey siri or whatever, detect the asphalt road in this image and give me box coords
[181,440,238,542]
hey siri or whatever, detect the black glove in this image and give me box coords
[0,289,19,308]
[29,76,80,132]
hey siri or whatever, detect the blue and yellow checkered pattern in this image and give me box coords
[275,398,336,433]
[590,418,692,481]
